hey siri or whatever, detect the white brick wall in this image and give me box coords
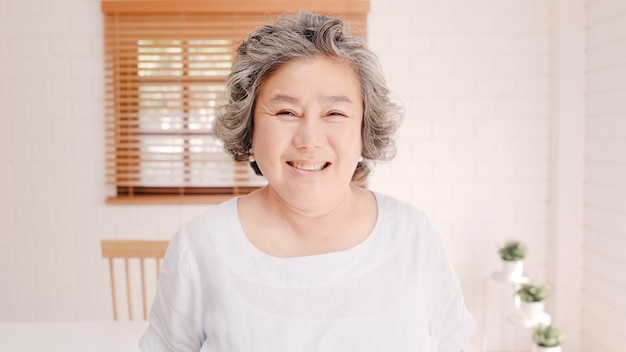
[368,1,553,348]
[0,0,612,350]
[584,0,626,350]
[0,0,189,322]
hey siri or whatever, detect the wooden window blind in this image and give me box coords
[102,0,369,204]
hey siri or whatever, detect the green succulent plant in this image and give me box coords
[498,240,526,261]
[532,324,563,347]
[516,282,549,302]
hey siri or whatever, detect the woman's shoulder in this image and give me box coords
[373,192,430,224]
[186,196,237,226]
[174,197,239,245]
[372,192,438,249]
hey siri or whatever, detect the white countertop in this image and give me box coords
[0,321,481,351]
[0,321,148,352]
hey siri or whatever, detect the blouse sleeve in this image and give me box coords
[139,229,205,351]
[427,224,476,352]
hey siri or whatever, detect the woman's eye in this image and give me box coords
[276,110,296,116]
[327,111,347,117]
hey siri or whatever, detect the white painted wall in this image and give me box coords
[583,0,626,350]
[2,0,614,350]
[368,1,554,348]
[0,0,210,320]
[548,0,584,350]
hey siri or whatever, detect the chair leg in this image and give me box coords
[141,258,147,320]
[108,258,118,321]
[124,258,133,320]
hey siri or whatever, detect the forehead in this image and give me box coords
[257,55,362,99]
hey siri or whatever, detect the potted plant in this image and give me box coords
[516,282,549,326]
[498,240,526,279]
[532,324,563,352]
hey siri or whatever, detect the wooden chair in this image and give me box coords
[101,239,170,321]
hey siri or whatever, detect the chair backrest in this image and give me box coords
[101,239,169,321]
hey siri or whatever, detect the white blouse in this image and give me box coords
[139,192,476,351]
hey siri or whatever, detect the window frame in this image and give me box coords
[102,0,369,204]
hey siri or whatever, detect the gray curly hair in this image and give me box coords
[214,11,402,182]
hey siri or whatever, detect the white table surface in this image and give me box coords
[0,321,481,352]
[0,321,148,352]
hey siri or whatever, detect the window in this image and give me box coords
[102,1,369,204]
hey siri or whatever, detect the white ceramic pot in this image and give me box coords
[532,345,561,352]
[501,259,524,280]
[519,300,545,326]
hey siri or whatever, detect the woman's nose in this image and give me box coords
[293,116,325,150]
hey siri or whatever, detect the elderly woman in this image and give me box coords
[140,11,475,352]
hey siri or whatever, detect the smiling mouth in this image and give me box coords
[287,161,330,171]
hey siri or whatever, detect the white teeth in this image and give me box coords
[291,162,327,171]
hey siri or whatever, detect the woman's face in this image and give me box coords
[252,55,364,207]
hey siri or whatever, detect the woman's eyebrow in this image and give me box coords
[323,95,354,104]
[268,94,354,105]
[268,94,299,104]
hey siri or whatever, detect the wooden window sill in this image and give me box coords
[106,194,238,205]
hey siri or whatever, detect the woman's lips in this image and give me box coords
[287,161,330,171]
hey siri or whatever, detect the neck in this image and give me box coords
[261,185,356,241]
[238,184,376,258]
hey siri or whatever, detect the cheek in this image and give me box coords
[251,118,269,147]
[251,121,288,158]
[332,124,363,151]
